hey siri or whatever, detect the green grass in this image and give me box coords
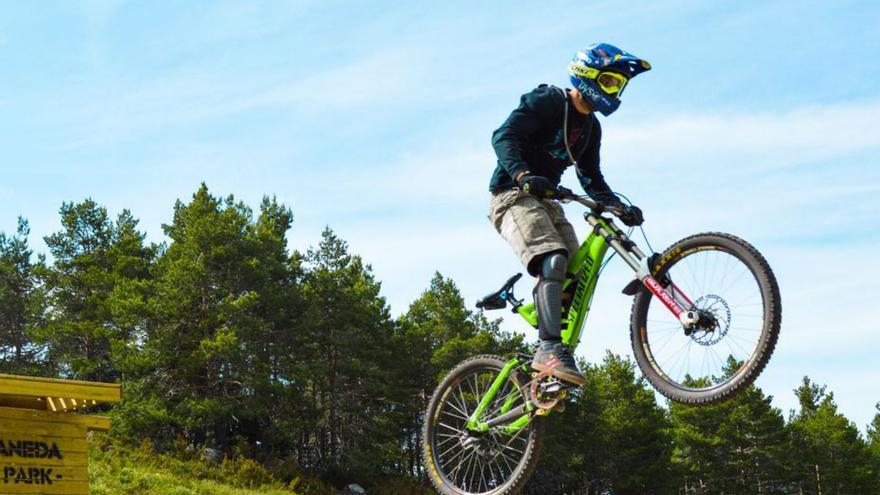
[88,437,324,495]
[87,436,432,495]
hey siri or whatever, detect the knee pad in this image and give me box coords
[535,252,567,340]
[540,252,567,281]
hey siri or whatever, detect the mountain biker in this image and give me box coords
[488,43,651,386]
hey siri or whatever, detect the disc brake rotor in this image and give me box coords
[690,294,731,346]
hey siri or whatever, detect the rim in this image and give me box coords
[642,247,767,391]
[430,366,533,494]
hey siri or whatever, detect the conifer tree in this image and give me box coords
[395,272,526,478]
[39,200,154,381]
[669,359,790,494]
[295,227,397,478]
[592,353,674,494]
[788,377,874,494]
[0,217,47,375]
[118,185,296,453]
[867,402,880,488]
[528,353,673,495]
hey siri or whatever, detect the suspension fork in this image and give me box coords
[584,214,699,327]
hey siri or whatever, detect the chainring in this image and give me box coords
[529,371,563,410]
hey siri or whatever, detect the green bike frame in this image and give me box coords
[465,215,616,433]
[515,215,614,349]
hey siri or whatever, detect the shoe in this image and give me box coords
[531,341,585,386]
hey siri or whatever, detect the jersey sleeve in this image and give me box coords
[491,86,564,180]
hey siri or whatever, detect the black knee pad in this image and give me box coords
[528,250,567,277]
[540,252,567,281]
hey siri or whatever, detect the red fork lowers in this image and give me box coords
[643,275,692,322]
[670,282,694,308]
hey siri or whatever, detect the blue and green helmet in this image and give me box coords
[569,43,651,116]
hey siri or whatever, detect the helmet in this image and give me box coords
[568,43,651,116]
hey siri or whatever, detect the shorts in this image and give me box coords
[488,188,579,274]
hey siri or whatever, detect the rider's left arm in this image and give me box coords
[574,118,615,201]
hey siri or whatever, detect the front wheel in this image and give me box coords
[630,232,781,405]
[422,355,543,495]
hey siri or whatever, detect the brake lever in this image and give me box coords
[604,204,627,217]
[555,186,575,202]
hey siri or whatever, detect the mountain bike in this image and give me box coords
[422,188,781,495]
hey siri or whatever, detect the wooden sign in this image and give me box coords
[0,374,121,495]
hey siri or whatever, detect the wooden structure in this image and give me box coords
[0,374,121,494]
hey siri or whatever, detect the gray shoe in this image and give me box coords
[531,341,585,386]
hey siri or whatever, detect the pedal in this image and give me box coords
[540,381,564,395]
[529,372,567,410]
[538,376,571,395]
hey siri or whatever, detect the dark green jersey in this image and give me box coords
[489,85,612,195]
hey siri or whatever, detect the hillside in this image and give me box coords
[88,438,314,495]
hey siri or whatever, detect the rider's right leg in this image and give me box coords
[489,189,584,386]
[530,252,585,386]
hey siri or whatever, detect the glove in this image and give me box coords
[517,174,555,199]
[588,191,623,207]
[618,205,644,227]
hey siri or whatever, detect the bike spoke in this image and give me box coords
[429,365,538,493]
[442,443,467,470]
[643,245,770,389]
[445,394,470,419]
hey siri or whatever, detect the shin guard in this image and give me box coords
[535,253,567,341]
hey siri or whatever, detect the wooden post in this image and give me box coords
[0,374,121,495]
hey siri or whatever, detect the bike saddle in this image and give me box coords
[476,273,523,310]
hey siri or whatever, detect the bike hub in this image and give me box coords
[688,294,731,346]
[461,432,501,461]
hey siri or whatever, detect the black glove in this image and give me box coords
[618,205,644,227]
[588,191,623,208]
[517,174,555,199]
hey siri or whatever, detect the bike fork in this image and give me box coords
[585,215,698,328]
[643,276,699,326]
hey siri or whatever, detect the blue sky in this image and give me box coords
[2,1,879,429]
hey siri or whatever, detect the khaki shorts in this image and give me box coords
[489,189,579,273]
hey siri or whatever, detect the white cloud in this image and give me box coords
[604,100,880,176]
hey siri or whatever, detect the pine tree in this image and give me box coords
[295,227,397,479]
[788,377,874,494]
[117,185,297,453]
[0,217,47,375]
[669,360,789,494]
[233,195,304,461]
[593,353,674,494]
[867,402,880,489]
[394,272,526,479]
[527,353,673,495]
[39,200,155,381]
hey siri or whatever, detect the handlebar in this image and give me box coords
[554,187,627,218]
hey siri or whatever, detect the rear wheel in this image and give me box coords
[630,232,781,404]
[422,355,543,495]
